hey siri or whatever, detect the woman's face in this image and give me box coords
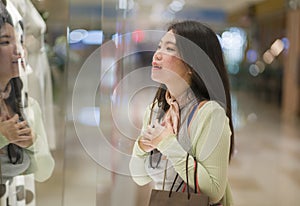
[0,23,19,85]
[151,30,190,85]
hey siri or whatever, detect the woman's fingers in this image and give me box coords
[144,124,164,140]
[15,136,32,142]
[138,138,155,152]
[9,114,19,123]
[18,127,31,135]
[17,121,28,129]
[139,139,153,146]
[142,131,153,140]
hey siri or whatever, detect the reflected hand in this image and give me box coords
[0,114,34,148]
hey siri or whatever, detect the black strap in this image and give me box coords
[169,173,179,197]
[186,153,191,199]
[149,150,162,169]
[169,153,197,199]
[194,156,198,194]
[175,180,184,192]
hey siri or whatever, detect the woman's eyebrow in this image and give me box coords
[165,41,176,45]
[159,40,176,45]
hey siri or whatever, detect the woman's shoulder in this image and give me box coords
[25,97,42,115]
[27,97,40,107]
[188,100,225,129]
[197,100,226,114]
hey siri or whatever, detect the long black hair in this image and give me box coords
[1,2,27,165]
[150,20,234,161]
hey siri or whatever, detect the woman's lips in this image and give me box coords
[152,62,162,70]
[152,65,162,70]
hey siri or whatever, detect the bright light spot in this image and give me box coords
[263,50,275,64]
[82,30,103,45]
[228,64,240,74]
[256,61,265,73]
[169,0,185,12]
[289,0,298,9]
[119,0,127,9]
[221,28,246,50]
[132,30,145,43]
[221,27,246,65]
[112,33,122,47]
[247,113,257,122]
[246,49,258,63]
[270,39,284,56]
[221,31,233,49]
[69,29,88,44]
[281,37,290,50]
[119,0,134,9]
[249,64,260,76]
[77,107,100,126]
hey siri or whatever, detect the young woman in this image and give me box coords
[0,2,54,183]
[130,20,234,205]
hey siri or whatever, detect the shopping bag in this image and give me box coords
[149,189,209,206]
[148,153,209,206]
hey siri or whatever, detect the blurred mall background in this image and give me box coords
[7,0,300,205]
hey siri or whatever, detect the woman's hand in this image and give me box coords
[138,119,174,152]
[14,128,35,148]
[0,114,34,148]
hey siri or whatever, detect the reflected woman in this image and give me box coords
[0,2,54,184]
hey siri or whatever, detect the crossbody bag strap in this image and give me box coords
[188,101,207,194]
[187,100,208,128]
[187,104,198,127]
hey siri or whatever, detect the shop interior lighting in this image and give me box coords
[270,39,284,57]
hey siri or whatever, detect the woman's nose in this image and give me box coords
[153,51,162,61]
[15,41,24,57]
[11,42,19,56]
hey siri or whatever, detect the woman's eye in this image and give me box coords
[0,41,9,45]
[166,47,175,51]
[157,45,161,50]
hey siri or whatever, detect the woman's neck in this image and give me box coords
[167,85,196,109]
[167,82,189,99]
[167,82,189,100]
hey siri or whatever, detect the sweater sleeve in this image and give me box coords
[129,105,153,186]
[24,98,55,182]
[156,101,231,203]
[0,133,9,149]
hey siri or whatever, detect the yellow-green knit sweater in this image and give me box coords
[130,101,233,205]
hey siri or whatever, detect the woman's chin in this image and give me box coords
[151,74,162,83]
[12,71,20,78]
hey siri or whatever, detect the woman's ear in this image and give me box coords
[183,62,192,74]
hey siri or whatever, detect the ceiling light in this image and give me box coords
[69,29,88,44]
[270,39,284,57]
[169,0,185,12]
